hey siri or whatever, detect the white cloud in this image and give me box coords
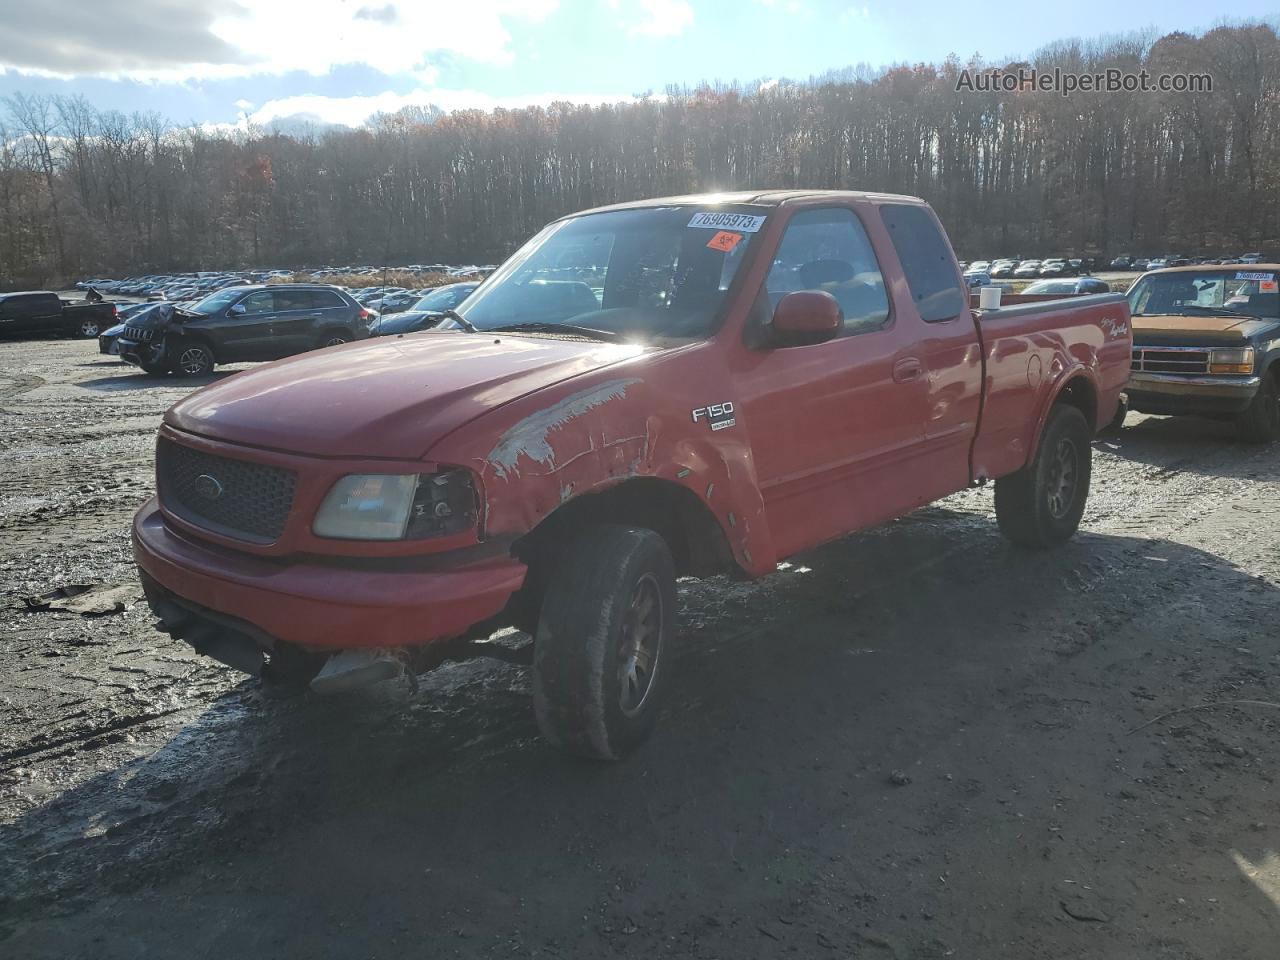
[0,0,559,81]
[629,0,694,37]
[233,99,255,111]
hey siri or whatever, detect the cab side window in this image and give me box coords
[240,291,275,315]
[879,203,966,323]
[765,208,890,335]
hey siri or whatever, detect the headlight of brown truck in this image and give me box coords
[1208,347,1256,375]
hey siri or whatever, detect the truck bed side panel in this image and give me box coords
[971,293,1131,481]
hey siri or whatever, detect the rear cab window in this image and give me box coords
[879,203,966,323]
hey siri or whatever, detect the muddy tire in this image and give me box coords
[172,341,215,376]
[1235,371,1280,443]
[995,404,1092,548]
[532,525,675,760]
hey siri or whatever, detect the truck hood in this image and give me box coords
[165,333,648,459]
[1132,313,1280,346]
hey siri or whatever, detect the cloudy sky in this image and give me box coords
[0,0,1269,130]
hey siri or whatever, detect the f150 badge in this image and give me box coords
[692,402,736,431]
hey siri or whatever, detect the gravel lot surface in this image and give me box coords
[1,336,1277,959]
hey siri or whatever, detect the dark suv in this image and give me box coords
[117,284,375,375]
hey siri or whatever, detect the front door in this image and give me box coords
[731,205,931,559]
[215,290,278,361]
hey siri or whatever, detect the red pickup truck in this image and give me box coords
[133,191,1131,758]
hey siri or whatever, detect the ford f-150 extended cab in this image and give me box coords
[1122,264,1280,441]
[132,191,1132,759]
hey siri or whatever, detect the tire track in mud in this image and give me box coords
[0,372,45,401]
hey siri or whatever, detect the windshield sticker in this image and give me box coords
[1235,271,1274,281]
[688,212,766,233]
[1260,280,1278,293]
[706,230,743,253]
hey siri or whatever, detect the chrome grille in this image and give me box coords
[1131,347,1211,375]
[156,437,296,543]
[124,325,156,341]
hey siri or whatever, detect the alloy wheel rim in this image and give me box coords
[80,321,98,336]
[1046,437,1077,519]
[324,336,348,347]
[617,573,663,717]
[179,348,208,375]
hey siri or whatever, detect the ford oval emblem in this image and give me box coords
[194,474,224,501]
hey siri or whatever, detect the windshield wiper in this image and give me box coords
[488,321,627,343]
[1179,305,1249,318]
[436,309,479,333]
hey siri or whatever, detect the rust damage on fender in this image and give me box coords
[485,378,643,480]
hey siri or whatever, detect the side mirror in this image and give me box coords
[771,291,841,345]
[229,303,247,316]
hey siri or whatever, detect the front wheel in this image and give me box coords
[1236,372,1280,443]
[532,526,676,760]
[173,341,215,376]
[995,404,1092,548]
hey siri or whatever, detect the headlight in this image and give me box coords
[313,470,477,540]
[1208,347,1255,375]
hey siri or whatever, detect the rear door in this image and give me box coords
[877,202,983,497]
[265,288,316,357]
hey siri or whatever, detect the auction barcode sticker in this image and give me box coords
[688,212,767,232]
[1235,271,1274,281]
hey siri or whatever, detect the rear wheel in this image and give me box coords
[77,318,103,338]
[319,329,351,348]
[995,404,1092,548]
[173,341,215,376]
[1236,371,1280,443]
[532,525,675,760]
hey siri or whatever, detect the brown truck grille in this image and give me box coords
[1131,347,1210,375]
[156,437,296,543]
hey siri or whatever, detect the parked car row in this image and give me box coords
[962,257,1100,281]
[74,264,494,304]
[1108,253,1265,271]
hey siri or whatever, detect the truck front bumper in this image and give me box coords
[132,497,526,654]
[1126,372,1260,416]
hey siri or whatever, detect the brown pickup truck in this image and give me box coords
[1123,264,1280,441]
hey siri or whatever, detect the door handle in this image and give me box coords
[893,357,924,383]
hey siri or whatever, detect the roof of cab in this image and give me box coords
[567,189,927,219]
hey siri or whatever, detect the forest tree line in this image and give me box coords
[0,21,1277,288]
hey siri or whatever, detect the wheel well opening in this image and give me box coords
[1056,375,1097,430]
[505,479,736,633]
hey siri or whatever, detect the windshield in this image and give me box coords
[1127,270,1280,318]
[413,284,475,312]
[449,205,763,340]
[188,289,244,316]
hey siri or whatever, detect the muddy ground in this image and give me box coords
[0,337,1277,959]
